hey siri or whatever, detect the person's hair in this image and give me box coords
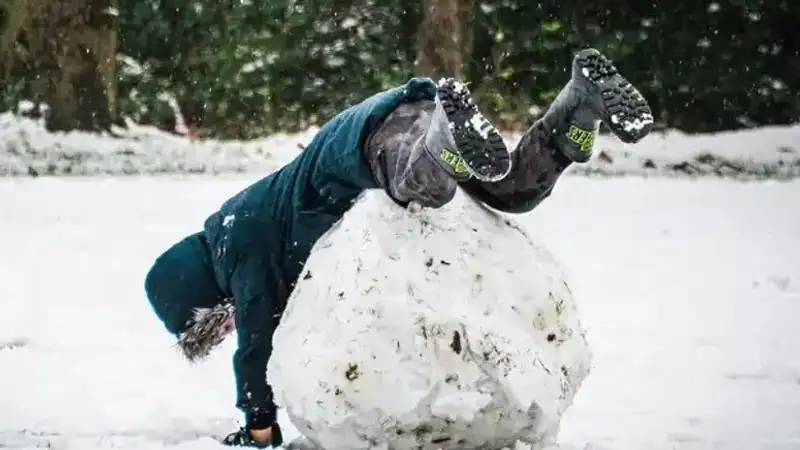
[176,302,235,362]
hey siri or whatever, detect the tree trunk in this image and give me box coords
[414,0,474,79]
[6,0,118,132]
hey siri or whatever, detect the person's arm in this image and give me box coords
[229,253,281,430]
[224,216,287,435]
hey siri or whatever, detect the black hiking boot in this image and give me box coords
[542,48,654,163]
[434,78,511,182]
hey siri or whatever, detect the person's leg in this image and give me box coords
[459,48,654,213]
[144,232,232,361]
[457,121,572,213]
[363,78,510,208]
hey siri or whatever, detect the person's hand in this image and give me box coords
[248,427,272,445]
[222,424,282,448]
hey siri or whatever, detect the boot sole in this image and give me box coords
[437,78,511,182]
[575,49,654,144]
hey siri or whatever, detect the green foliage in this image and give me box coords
[116,0,419,138]
[1,0,798,137]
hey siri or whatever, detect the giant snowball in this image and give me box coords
[268,190,592,450]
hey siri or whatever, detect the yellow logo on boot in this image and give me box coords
[566,125,597,153]
[440,148,469,175]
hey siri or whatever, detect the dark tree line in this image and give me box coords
[0,0,797,138]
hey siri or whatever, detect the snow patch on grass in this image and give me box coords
[0,112,798,179]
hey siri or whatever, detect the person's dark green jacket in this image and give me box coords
[199,77,438,428]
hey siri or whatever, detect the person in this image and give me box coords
[144,48,653,448]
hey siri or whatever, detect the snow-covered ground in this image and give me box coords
[1,112,799,179]
[1,176,799,449]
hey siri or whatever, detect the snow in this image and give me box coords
[555,124,800,179]
[0,113,315,176]
[268,191,592,450]
[0,111,798,179]
[1,175,799,449]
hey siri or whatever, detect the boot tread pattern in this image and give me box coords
[437,78,511,182]
[576,49,654,143]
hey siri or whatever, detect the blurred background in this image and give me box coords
[0,0,797,139]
